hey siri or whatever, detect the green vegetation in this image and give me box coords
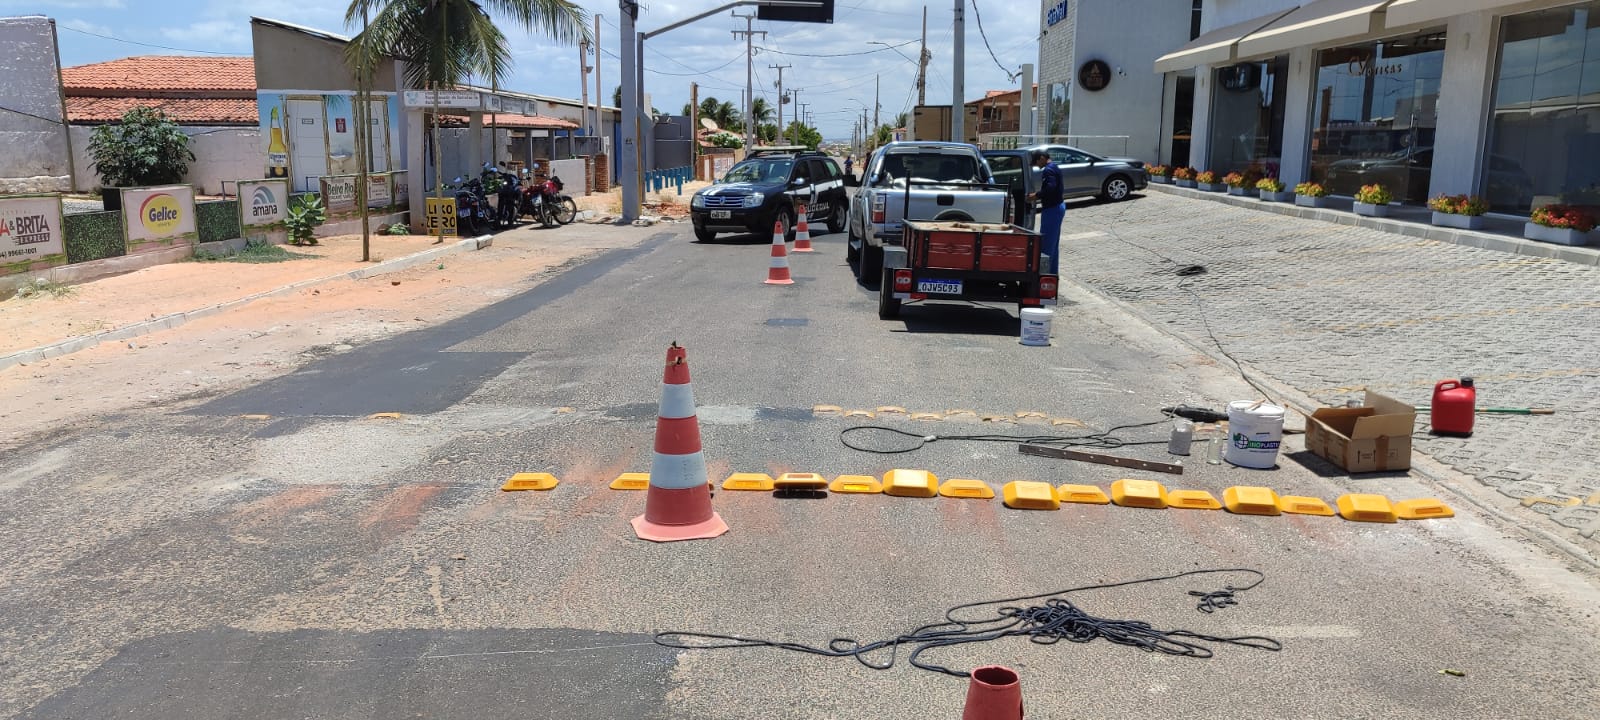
[87,106,195,188]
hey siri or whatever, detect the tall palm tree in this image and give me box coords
[751,97,774,127]
[345,0,590,198]
[715,100,740,130]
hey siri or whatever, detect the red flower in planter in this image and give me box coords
[1531,204,1597,233]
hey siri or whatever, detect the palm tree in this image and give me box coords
[715,100,740,130]
[751,97,774,127]
[345,0,590,198]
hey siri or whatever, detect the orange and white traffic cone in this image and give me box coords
[961,666,1024,720]
[764,220,795,285]
[793,203,814,252]
[631,342,728,542]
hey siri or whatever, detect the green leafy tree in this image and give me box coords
[758,123,779,144]
[86,106,194,188]
[285,195,327,246]
[750,97,774,126]
[784,121,822,150]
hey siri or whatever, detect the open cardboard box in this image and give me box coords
[1301,390,1416,473]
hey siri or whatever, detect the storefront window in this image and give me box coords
[1309,31,1447,204]
[1485,2,1600,214]
[1208,57,1288,177]
[1045,82,1070,135]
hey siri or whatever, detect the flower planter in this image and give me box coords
[1524,222,1595,246]
[1353,201,1389,217]
[1197,182,1224,192]
[1294,195,1327,208]
[1226,186,1248,196]
[1432,211,1484,230]
[1258,190,1289,202]
[1175,179,1196,188]
[1151,176,1171,184]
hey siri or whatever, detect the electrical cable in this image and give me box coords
[755,40,918,58]
[655,569,1280,677]
[59,26,238,55]
[970,0,1020,81]
[840,418,1170,455]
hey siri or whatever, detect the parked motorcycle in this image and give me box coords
[517,169,559,228]
[447,176,494,236]
[545,174,578,225]
[495,168,522,227]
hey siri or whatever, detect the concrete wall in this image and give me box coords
[69,126,262,195]
[1036,0,1075,133]
[1427,11,1497,196]
[1071,0,1192,162]
[252,21,398,94]
[0,16,72,194]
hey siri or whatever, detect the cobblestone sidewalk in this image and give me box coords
[1060,192,1600,553]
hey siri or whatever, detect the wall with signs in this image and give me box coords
[120,185,197,253]
[258,92,403,193]
[0,195,67,276]
[69,126,263,196]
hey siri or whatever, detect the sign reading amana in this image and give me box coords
[0,195,65,261]
[122,185,197,243]
[238,179,290,228]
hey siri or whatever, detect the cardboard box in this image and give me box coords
[1301,390,1416,473]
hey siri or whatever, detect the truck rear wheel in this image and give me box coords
[877,265,901,319]
[858,243,882,282]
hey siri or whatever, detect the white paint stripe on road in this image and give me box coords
[658,383,697,419]
[1062,231,1106,241]
[649,451,709,489]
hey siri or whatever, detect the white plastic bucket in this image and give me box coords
[1020,308,1053,346]
[1224,400,1285,469]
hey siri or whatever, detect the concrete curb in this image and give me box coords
[0,235,491,373]
[1147,184,1600,267]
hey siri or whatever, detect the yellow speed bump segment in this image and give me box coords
[367,412,403,420]
[775,473,828,491]
[1395,498,1455,520]
[938,478,995,499]
[240,414,272,420]
[1223,486,1282,516]
[843,410,876,419]
[883,469,938,498]
[723,473,776,492]
[1002,481,1060,510]
[812,405,843,416]
[829,474,884,494]
[1111,479,1170,509]
[1336,493,1398,523]
[910,412,945,422]
[1277,495,1336,516]
[1168,489,1222,510]
[501,473,559,491]
[610,472,650,490]
[876,406,909,415]
[1057,484,1111,505]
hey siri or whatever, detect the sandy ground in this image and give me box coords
[0,218,663,448]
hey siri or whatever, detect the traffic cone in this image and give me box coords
[630,342,729,542]
[793,203,814,252]
[962,666,1023,720]
[764,220,795,285]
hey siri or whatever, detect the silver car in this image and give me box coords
[1025,144,1148,202]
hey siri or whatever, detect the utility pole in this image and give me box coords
[918,5,928,107]
[620,0,639,221]
[690,81,699,169]
[579,37,591,137]
[790,88,801,137]
[594,14,602,137]
[798,102,809,130]
[732,13,765,150]
[769,63,789,144]
[873,74,880,131]
[952,0,965,144]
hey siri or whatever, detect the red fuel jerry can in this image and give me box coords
[1431,378,1476,436]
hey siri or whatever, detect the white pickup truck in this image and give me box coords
[844,142,1010,281]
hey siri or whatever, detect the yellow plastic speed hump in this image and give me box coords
[1111,479,1169,509]
[610,472,650,490]
[1337,493,1398,523]
[1223,486,1282,516]
[829,475,884,494]
[1395,498,1455,520]
[1277,495,1336,516]
[1168,489,1221,510]
[883,469,938,498]
[724,473,776,491]
[1002,481,1060,510]
[1056,484,1111,505]
[939,479,995,499]
[501,473,559,491]
[775,473,828,491]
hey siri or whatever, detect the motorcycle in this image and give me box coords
[517,169,560,228]
[447,176,494,236]
[495,169,522,227]
[544,174,578,225]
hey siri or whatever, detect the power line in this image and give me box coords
[754,39,916,58]
[59,26,239,55]
[970,0,1019,81]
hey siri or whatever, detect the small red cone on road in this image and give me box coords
[793,203,814,252]
[630,342,728,542]
[764,220,795,285]
[962,666,1023,720]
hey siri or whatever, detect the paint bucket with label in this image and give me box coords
[1020,308,1052,346]
[1224,400,1284,469]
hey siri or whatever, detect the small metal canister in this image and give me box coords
[1168,419,1195,456]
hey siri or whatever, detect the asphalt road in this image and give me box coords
[3,217,1600,719]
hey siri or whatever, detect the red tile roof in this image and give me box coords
[438,113,579,130]
[62,55,256,94]
[65,96,258,125]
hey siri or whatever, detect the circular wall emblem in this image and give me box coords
[1078,60,1111,92]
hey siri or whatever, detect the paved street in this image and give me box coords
[1060,190,1600,559]
[3,215,1600,718]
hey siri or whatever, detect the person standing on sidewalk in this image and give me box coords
[1027,150,1065,273]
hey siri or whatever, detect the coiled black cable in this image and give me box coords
[655,569,1281,678]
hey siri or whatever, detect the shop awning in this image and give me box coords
[1235,0,1393,60]
[1154,7,1299,73]
[1385,0,1515,29]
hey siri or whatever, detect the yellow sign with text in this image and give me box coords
[425,197,458,237]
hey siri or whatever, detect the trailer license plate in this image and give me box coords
[916,279,962,295]
[710,210,731,219]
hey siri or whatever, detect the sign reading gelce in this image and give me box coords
[0,195,65,263]
[121,185,197,244]
[237,179,290,229]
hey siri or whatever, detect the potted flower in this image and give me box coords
[1294,181,1328,208]
[1172,167,1196,188]
[1256,177,1288,202]
[1222,172,1249,196]
[1525,204,1597,246]
[1353,184,1392,217]
[1148,165,1171,184]
[1195,170,1223,192]
[1427,194,1488,230]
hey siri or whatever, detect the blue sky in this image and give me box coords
[11,0,1041,139]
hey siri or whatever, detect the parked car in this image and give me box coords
[845,141,1009,281]
[690,148,849,242]
[1024,144,1148,201]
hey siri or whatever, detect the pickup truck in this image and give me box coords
[844,142,1009,282]
[876,220,1058,319]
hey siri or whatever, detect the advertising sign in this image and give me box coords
[425,197,458,237]
[0,194,65,263]
[319,175,358,214]
[122,185,197,243]
[238,179,290,228]
[366,174,392,208]
[402,90,482,109]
